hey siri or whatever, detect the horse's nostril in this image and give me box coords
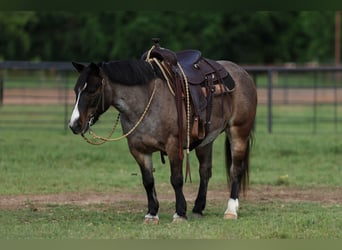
[69,121,82,134]
[69,124,78,134]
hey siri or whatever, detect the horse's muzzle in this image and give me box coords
[69,120,89,135]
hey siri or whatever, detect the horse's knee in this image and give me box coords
[140,167,154,188]
[170,174,183,188]
[143,178,155,194]
[199,165,212,180]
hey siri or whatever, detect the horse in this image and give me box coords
[69,51,257,223]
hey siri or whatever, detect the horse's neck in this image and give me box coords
[111,81,154,118]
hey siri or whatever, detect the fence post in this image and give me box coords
[267,70,273,133]
[334,73,338,132]
[252,73,257,132]
[313,72,317,134]
[63,72,69,133]
[0,77,3,106]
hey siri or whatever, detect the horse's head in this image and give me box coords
[69,62,107,135]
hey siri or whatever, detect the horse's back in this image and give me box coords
[217,60,254,89]
[217,60,257,128]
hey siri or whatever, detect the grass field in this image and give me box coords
[2,61,342,241]
[0,121,342,238]
[0,200,341,239]
[1,97,342,239]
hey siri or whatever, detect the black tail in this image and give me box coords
[225,136,252,194]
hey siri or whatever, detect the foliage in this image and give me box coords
[0,11,338,63]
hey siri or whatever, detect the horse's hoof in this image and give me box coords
[144,218,159,224]
[192,212,203,219]
[224,198,239,220]
[223,212,238,220]
[144,214,159,224]
[172,213,187,223]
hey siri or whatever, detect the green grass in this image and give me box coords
[1,130,341,196]
[0,105,116,131]
[250,133,342,187]
[0,130,142,195]
[256,104,342,134]
[0,105,342,239]
[0,201,341,239]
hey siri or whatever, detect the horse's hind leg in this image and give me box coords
[192,142,213,217]
[224,126,251,219]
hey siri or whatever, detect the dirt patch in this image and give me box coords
[3,88,74,105]
[0,185,341,211]
[3,87,342,105]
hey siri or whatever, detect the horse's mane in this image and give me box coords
[100,60,162,86]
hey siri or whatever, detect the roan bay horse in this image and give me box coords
[69,45,257,223]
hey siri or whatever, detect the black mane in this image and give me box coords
[100,60,163,86]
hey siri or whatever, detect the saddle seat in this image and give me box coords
[176,50,228,85]
[144,45,229,86]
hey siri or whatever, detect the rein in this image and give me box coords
[82,79,157,145]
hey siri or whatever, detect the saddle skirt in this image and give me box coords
[142,39,235,143]
[142,42,235,90]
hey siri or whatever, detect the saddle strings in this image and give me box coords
[177,62,192,183]
[147,57,175,96]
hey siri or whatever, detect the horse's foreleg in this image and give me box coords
[192,142,213,217]
[130,149,159,224]
[169,157,187,222]
[166,145,187,222]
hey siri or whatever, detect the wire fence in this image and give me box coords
[245,65,342,134]
[0,61,341,134]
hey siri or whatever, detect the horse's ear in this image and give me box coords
[72,62,85,73]
[89,62,100,75]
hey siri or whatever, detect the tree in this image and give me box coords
[0,11,35,60]
[0,11,338,64]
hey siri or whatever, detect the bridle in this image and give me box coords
[81,79,157,145]
[87,79,106,127]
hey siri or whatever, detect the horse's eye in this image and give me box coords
[79,82,95,94]
[86,86,99,95]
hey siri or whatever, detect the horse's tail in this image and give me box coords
[225,135,253,195]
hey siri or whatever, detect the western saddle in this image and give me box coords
[143,38,235,154]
